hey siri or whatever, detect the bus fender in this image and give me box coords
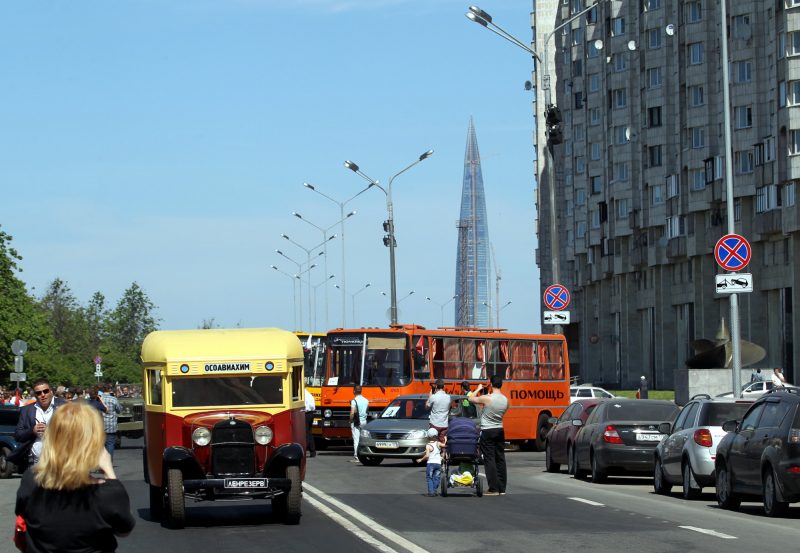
[163,446,205,480]
[264,443,304,477]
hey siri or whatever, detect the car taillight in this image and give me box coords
[693,429,713,448]
[603,425,623,444]
[789,429,800,444]
[787,466,800,474]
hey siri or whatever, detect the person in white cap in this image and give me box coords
[418,427,446,496]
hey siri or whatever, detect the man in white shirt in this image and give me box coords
[304,388,317,458]
[426,379,451,440]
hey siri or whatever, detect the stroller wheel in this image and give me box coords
[476,475,483,497]
[441,473,448,497]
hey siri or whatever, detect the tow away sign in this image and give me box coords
[543,311,570,325]
[715,273,753,294]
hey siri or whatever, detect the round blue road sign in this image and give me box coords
[714,234,751,272]
[544,284,571,310]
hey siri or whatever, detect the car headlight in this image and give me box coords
[406,429,427,440]
[254,426,273,445]
[192,427,211,447]
[360,429,371,438]
[323,409,332,418]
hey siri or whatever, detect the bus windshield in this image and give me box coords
[172,376,284,407]
[303,341,325,387]
[327,333,411,387]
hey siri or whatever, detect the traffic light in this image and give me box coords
[545,104,563,146]
[382,236,397,247]
[383,220,391,232]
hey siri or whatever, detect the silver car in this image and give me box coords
[654,395,752,499]
[356,394,479,466]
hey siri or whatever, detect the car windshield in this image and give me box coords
[604,402,679,421]
[172,376,283,407]
[380,399,429,420]
[698,402,752,426]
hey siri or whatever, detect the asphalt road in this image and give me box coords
[2,439,800,553]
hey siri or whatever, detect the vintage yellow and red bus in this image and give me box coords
[319,325,569,449]
[141,328,307,528]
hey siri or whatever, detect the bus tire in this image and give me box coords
[166,468,186,529]
[534,413,550,451]
[284,466,302,525]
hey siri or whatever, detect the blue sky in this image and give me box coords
[1,0,543,334]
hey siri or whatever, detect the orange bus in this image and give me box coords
[319,325,569,450]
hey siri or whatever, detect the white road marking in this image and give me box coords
[568,497,605,506]
[679,526,737,540]
[303,494,400,553]
[305,483,429,553]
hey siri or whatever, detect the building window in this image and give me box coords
[574,92,584,109]
[689,42,704,65]
[576,156,585,174]
[789,31,800,56]
[789,81,800,105]
[733,15,751,39]
[590,107,601,125]
[589,73,600,92]
[755,143,765,166]
[734,61,752,83]
[576,188,586,206]
[574,124,585,142]
[666,215,685,238]
[734,198,741,221]
[587,41,600,59]
[614,126,629,144]
[590,176,602,194]
[613,88,627,108]
[645,0,661,10]
[647,67,662,88]
[586,5,598,24]
[667,174,679,198]
[649,145,663,167]
[591,142,601,160]
[652,184,665,205]
[590,209,601,229]
[573,59,583,77]
[689,85,704,107]
[686,1,702,23]
[614,163,629,181]
[576,221,587,237]
[779,32,786,60]
[616,199,629,220]
[765,136,777,162]
[648,28,662,49]
[790,130,800,155]
[648,106,662,127]
[613,54,627,72]
[612,17,625,36]
[573,28,584,45]
[735,150,754,173]
[735,106,752,128]
[690,127,705,148]
[756,184,780,213]
[691,169,706,191]
[786,182,796,206]
[780,81,787,107]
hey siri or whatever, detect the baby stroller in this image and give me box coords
[441,417,482,497]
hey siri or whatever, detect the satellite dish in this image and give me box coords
[627,40,636,51]
[593,39,603,50]
[624,127,631,141]
[665,24,675,36]
[524,80,533,91]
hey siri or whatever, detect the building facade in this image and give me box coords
[533,0,800,388]
[455,118,492,328]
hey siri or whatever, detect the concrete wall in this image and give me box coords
[674,367,766,405]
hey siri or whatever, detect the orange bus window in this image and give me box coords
[511,341,536,380]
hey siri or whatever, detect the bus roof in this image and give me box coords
[141,328,304,363]
[327,325,564,341]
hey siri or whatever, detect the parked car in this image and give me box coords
[357,394,479,466]
[717,380,800,400]
[570,385,615,403]
[715,388,800,516]
[545,398,604,473]
[572,399,680,482]
[654,395,752,499]
[0,406,21,478]
[115,393,144,448]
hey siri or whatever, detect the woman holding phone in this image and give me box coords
[14,401,135,552]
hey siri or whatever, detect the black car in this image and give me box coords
[715,389,800,516]
[0,406,21,478]
[573,399,680,482]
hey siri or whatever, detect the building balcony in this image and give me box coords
[754,209,783,236]
[666,236,687,259]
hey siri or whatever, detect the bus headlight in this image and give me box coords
[192,427,211,447]
[323,409,332,418]
[254,426,273,445]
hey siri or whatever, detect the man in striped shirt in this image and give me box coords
[100,383,122,458]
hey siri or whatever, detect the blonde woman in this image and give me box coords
[14,401,135,552]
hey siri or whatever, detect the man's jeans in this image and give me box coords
[105,433,117,457]
[426,463,442,495]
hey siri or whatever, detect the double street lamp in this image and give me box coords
[483,300,512,328]
[281,234,335,330]
[426,295,458,328]
[271,265,298,330]
[348,282,371,326]
[344,149,434,326]
[292,210,356,329]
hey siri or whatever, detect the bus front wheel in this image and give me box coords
[166,468,186,529]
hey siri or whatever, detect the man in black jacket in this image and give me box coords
[10,379,66,469]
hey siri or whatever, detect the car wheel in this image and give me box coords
[545,441,560,473]
[357,455,384,466]
[653,457,672,495]
[715,463,741,511]
[763,467,789,517]
[166,468,186,529]
[682,462,701,500]
[440,472,448,497]
[590,452,607,484]
[0,446,16,479]
[534,413,550,451]
[475,475,483,497]
[571,446,587,479]
[149,484,164,521]
[567,445,577,476]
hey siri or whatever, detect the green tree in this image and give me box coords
[84,291,107,355]
[39,278,90,356]
[107,282,159,356]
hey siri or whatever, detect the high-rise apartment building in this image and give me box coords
[455,118,492,328]
[533,0,800,388]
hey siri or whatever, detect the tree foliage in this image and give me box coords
[1,227,160,387]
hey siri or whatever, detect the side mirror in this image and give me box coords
[658,422,671,434]
[722,419,738,432]
[571,419,583,427]
[548,416,558,425]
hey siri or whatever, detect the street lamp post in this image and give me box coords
[467,3,599,335]
[293,210,356,330]
[303,182,374,328]
[344,150,434,326]
[483,300,512,328]
[311,274,335,331]
[426,295,458,328]
[281,234,335,331]
[351,282,371,326]
[271,265,298,329]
